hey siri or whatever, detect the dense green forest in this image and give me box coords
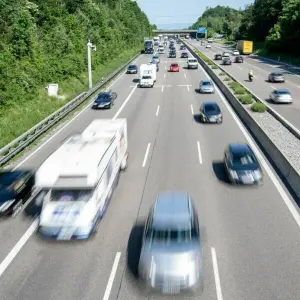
[0,0,153,146]
[190,1,300,55]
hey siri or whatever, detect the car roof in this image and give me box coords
[203,101,218,106]
[152,192,192,229]
[229,143,252,154]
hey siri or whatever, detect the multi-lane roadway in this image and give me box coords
[0,42,300,300]
[189,39,300,131]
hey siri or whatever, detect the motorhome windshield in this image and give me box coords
[51,189,92,202]
[142,75,152,79]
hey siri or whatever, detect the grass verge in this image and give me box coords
[0,47,140,148]
[237,94,254,105]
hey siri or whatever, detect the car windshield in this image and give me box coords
[142,76,152,79]
[277,90,290,95]
[204,104,220,113]
[232,152,257,166]
[149,226,198,244]
[201,81,211,86]
[51,189,92,202]
[189,59,197,63]
[95,94,110,102]
[128,65,136,69]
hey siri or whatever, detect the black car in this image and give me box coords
[234,56,243,63]
[92,91,117,109]
[214,54,222,60]
[127,64,138,74]
[169,51,176,58]
[224,144,263,185]
[0,170,35,217]
[222,57,232,65]
[181,52,188,58]
[180,45,186,50]
[199,101,222,123]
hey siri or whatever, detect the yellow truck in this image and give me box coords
[237,40,253,55]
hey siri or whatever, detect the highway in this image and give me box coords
[188,39,300,131]
[0,42,300,300]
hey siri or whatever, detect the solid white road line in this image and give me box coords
[197,141,202,164]
[211,247,224,300]
[142,143,151,167]
[198,55,300,229]
[102,252,121,300]
[270,85,277,90]
[13,56,142,170]
[0,219,39,278]
[161,85,164,92]
[190,104,194,115]
[156,105,160,116]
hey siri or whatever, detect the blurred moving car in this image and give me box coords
[152,56,160,64]
[234,56,243,63]
[138,192,203,294]
[92,91,117,109]
[214,54,222,60]
[0,169,35,217]
[232,50,239,56]
[222,52,230,58]
[268,72,285,83]
[181,52,188,58]
[224,144,263,185]
[269,88,292,103]
[169,50,176,58]
[206,44,211,48]
[170,63,180,72]
[222,57,232,65]
[199,80,215,94]
[199,101,222,123]
[126,64,138,74]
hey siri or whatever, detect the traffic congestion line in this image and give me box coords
[211,247,224,300]
[102,252,121,300]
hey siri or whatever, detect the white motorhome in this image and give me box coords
[153,36,159,46]
[36,119,128,240]
[187,57,198,69]
[139,64,156,88]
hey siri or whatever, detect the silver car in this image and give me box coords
[152,56,160,64]
[138,192,203,294]
[268,72,285,83]
[199,80,215,93]
[269,89,292,103]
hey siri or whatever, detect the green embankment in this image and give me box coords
[0,0,154,148]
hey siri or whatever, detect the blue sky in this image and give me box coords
[136,0,252,29]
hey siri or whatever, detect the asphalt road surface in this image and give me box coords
[189,39,300,131]
[0,42,300,300]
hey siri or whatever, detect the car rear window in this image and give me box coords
[205,104,220,113]
[202,81,211,86]
[232,152,257,166]
[189,59,197,63]
[277,90,290,95]
[171,64,178,67]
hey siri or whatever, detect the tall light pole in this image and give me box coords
[87,40,96,89]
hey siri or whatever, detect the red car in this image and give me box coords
[170,63,180,72]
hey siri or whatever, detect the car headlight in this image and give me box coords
[0,200,15,212]
[229,169,238,179]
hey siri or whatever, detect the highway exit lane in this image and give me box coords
[189,39,300,131]
[0,44,300,300]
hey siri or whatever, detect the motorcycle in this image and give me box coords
[249,74,253,82]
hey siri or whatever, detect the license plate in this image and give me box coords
[57,228,74,240]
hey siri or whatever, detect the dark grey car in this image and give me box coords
[138,192,203,294]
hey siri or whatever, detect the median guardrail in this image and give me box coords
[182,40,300,200]
[0,52,141,167]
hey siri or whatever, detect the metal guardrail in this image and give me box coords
[0,52,141,167]
[183,40,300,141]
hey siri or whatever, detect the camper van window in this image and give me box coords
[142,76,152,79]
[51,190,92,202]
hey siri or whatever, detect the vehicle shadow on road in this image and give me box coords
[194,88,200,93]
[132,78,139,83]
[193,114,202,123]
[127,221,145,279]
[212,160,230,185]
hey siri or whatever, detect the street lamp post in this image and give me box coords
[87,40,96,89]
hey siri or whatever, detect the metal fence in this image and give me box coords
[0,52,141,167]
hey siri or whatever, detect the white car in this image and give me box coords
[206,44,211,48]
[232,50,240,56]
[269,89,293,103]
[222,52,230,58]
